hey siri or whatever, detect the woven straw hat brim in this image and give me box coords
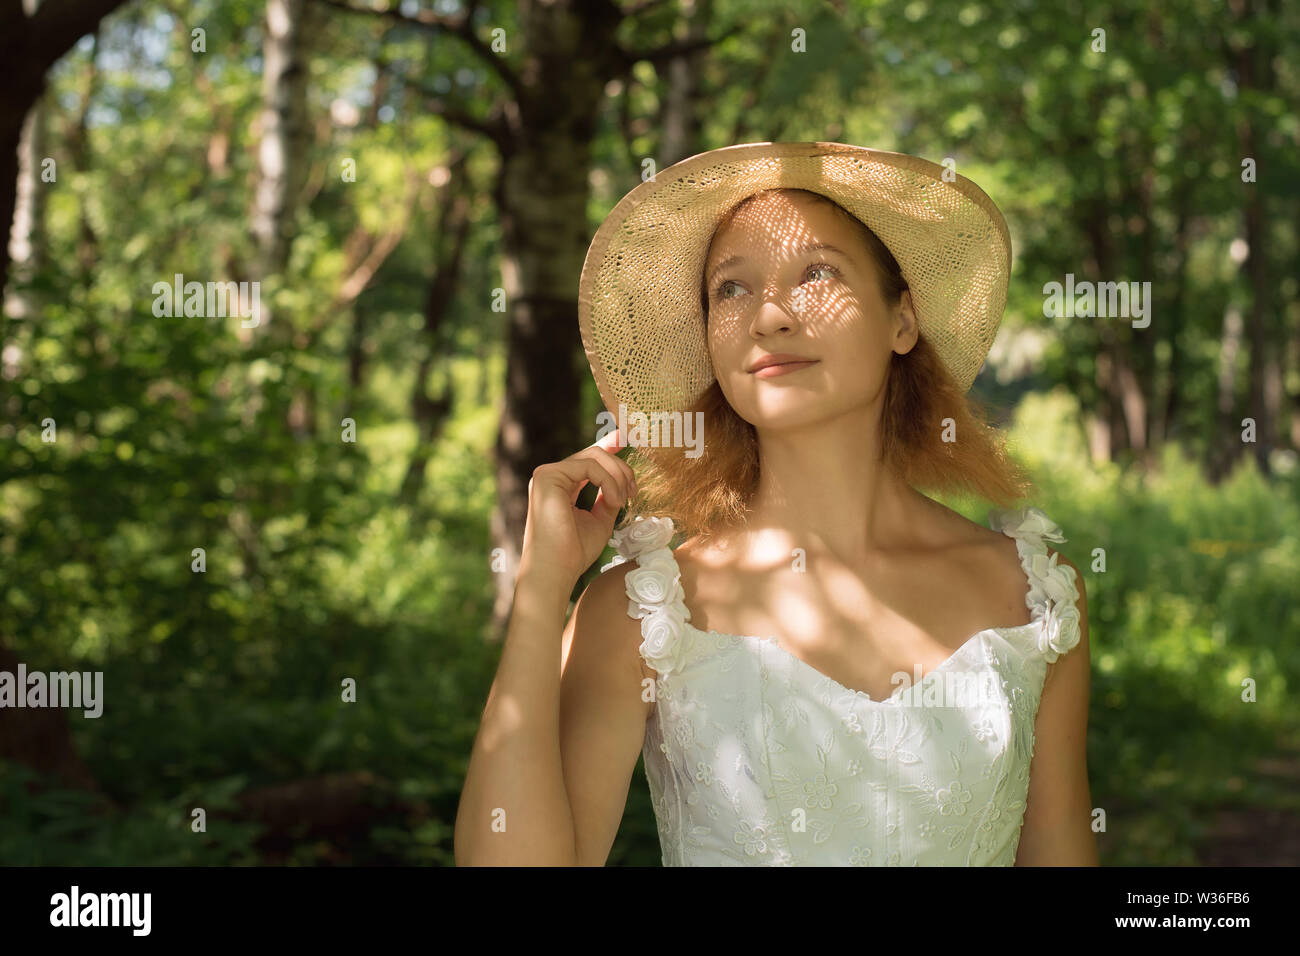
[577,141,1012,420]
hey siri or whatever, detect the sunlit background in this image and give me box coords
[1,0,1297,865]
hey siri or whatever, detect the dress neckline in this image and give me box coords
[686,621,1040,706]
[673,517,1043,706]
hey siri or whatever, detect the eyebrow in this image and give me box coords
[704,243,855,289]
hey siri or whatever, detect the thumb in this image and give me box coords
[591,486,622,524]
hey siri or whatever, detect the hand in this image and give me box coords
[519,429,638,588]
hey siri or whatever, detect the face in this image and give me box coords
[702,191,917,432]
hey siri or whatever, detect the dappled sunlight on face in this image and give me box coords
[702,191,905,432]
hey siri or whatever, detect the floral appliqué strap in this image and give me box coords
[988,506,1083,663]
[600,516,693,675]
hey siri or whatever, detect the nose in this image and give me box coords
[749,289,804,338]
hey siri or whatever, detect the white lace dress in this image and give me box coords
[600,507,1083,866]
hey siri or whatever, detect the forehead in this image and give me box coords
[705,191,854,265]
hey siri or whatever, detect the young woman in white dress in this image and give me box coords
[456,143,1097,866]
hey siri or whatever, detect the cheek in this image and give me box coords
[816,317,893,399]
[706,317,741,372]
[708,342,749,403]
[704,330,755,409]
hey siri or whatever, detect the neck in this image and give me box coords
[734,404,929,563]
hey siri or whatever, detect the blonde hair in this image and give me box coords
[621,188,1031,540]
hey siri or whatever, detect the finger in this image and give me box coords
[569,443,636,499]
[590,483,622,521]
[548,457,626,510]
[578,458,628,510]
[574,452,634,504]
[574,448,635,501]
[594,428,625,454]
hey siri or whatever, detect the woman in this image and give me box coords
[455,142,1096,866]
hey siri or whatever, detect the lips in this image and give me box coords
[753,361,818,378]
[747,353,820,377]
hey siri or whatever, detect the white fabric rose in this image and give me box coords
[626,563,684,609]
[610,515,675,557]
[992,505,1082,664]
[600,554,629,573]
[1027,551,1078,606]
[1038,600,1082,662]
[607,521,693,675]
[640,603,691,674]
[635,547,679,578]
[995,506,1066,543]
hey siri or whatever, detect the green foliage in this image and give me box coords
[1005,390,1300,864]
[2,0,1297,867]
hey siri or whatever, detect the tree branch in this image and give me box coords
[417,88,510,147]
[26,0,126,71]
[374,54,511,147]
[617,24,740,69]
[303,165,425,350]
[619,0,673,16]
[311,0,523,102]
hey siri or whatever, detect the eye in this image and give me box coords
[713,279,745,301]
[803,262,839,283]
[711,262,840,302]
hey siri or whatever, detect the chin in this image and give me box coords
[734,387,879,432]
[735,400,841,432]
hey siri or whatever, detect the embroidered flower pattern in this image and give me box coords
[973,717,997,743]
[734,820,771,857]
[935,780,973,816]
[803,773,838,810]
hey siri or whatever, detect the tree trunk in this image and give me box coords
[1292,201,1300,452]
[0,0,126,798]
[1233,0,1279,476]
[311,0,732,636]
[4,86,46,322]
[487,0,626,638]
[1085,195,1127,461]
[1154,184,1194,447]
[400,155,473,505]
[1209,304,1245,482]
[0,0,128,304]
[0,643,102,793]
[69,32,101,281]
[658,0,712,166]
[252,0,315,281]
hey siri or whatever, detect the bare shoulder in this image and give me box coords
[565,559,658,705]
[671,529,753,622]
[917,498,1036,624]
[673,528,741,569]
[571,559,639,647]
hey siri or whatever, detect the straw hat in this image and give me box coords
[577,141,1012,420]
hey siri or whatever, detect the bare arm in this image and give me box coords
[1015,551,1099,866]
[453,562,649,865]
[560,563,656,865]
[454,431,649,866]
[453,564,578,865]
